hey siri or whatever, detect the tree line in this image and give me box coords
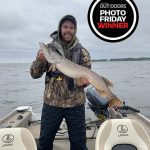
[91,57,150,62]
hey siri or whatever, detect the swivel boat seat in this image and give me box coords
[0,128,37,150]
[95,119,150,150]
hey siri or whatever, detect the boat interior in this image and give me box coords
[0,87,150,150]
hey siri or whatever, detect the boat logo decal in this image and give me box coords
[2,134,14,143]
[117,125,128,133]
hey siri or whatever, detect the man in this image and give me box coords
[30,15,91,150]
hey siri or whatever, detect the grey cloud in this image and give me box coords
[0,0,150,62]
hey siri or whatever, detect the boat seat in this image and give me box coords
[95,119,150,150]
[0,128,37,150]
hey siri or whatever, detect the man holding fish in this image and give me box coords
[30,15,91,150]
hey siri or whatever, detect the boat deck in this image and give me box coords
[27,122,98,149]
[52,139,95,150]
[0,106,150,150]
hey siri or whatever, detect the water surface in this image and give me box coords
[0,61,150,119]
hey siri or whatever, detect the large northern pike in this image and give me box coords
[39,42,123,107]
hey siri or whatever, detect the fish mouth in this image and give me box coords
[39,42,46,48]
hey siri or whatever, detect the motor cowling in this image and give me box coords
[86,87,109,119]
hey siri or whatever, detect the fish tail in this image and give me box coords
[96,89,123,108]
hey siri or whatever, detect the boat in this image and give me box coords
[0,87,150,150]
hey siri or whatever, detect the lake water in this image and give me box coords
[0,61,150,119]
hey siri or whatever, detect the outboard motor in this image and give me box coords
[86,87,109,120]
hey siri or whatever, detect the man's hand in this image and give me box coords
[37,49,46,61]
[75,77,90,87]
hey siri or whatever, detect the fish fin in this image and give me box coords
[97,90,108,98]
[74,78,82,86]
[108,97,123,108]
[101,76,113,87]
[39,42,48,49]
[48,64,56,72]
[41,42,47,47]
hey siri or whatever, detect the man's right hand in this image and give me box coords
[37,49,46,61]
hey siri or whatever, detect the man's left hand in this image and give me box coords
[75,77,90,87]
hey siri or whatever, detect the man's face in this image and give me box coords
[60,20,75,43]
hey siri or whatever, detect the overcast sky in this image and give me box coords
[0,0,150,63]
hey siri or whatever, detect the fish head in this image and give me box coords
[39,42,62,64]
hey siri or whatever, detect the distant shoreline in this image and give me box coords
[0,57,150,64]
[91,57,150,62]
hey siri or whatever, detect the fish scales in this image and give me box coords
[56,59,110,93]
[40,42,123,108]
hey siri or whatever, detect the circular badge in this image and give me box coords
[117,125,128,133]
[88,0,139,42]
[2,134,14,143]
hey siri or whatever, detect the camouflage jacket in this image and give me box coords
[30,41,91,108]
